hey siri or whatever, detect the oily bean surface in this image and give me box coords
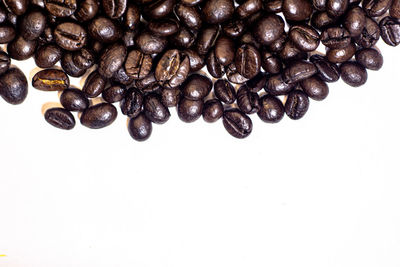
[44,108,75,130]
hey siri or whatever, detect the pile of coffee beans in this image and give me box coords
[0,0,399,140]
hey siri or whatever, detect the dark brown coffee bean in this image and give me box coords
[61,52,86,77]
[236,85,260,114]
[283,60,318,84]
[326,42,356,63]
[282,0,313,21]
[380,16,400,46]
[102,0,127,19]
[34,44,62,68]
[0,67,28,105]
[136,31,167,54]
[236,0,262,18]
[19,10,46,40]
[261,50,282,74]
[7,35,37,60]
[355,17,380,48]
[125,50,153,80]
[60,88,89,111]
[326,0,349,17]
[214,79,236,104]
[257,95,284,123]
[175,3,202,30]
[88,17,122,43]
[83,71,107,98]
[253,14,285,45]
[76,0,99,21]
[80,103,118,129]
[143,93,170,124]
[71,48,94,70]
[124,3,140,30]
[355,48,383,70]
[196,25,220,55]
[3,0,28,15]
[235,44,261,79]
[206,49,225,78]
[128,113,152,141]
[311,11,338,30]
[279,40,307,62]
[182,74,212,100]
[177,98,203,123]
[32,69,69,91]
[120,88,143,118]
[203,0,234,24]
[112,67,135,86]
[240,32,261,49]
[155,49,190,88]
[143,0,175,19]
[161,88,181,107]
[184,49,204,72]
[215,35,235,66]
[0,24,15,44]
[223,109,252,138]
[0,51,10,75]
[180,0,203,6]
[226,63,249,84]
[285,90,309,120]
[246,72,267,92]
[363,0,392,17]
[148,18,179,37]
[265,74,296,95]
[54,22,87,51]
[344,6,366,37]
[321,27,351,49]
[201,99,223,122]
[340,61,368,87]
[310,54,340,82]
[301,76,329,101]
[170,27,196,49]
[45,0,77,17]
[99,43,127,78]
[44,108,75,130]
[102,84,126,103]
[289,24,320,52]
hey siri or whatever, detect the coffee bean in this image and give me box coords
[61,52,87,77]
[380,16,400,46]
[0,51,11,75]
[155,49,190,88]
[203,99,224,123]
[102,0,127,19]
[300,76,329,101]
[0,24,16,44]
[222,20,245,38]
[112,67,135,86]
[99,43,127,78]
[0,67,28,105]
[125,50,152,80]
[19,10,46,40]
[143,93,170,124]
[236,85,260,114]
[313,0,327,10]
[182,74,212,100]
[246,72,267,92]
[175,3,202,30]
[7,35,37,60]
[214,79,236,104]
[340,61,368,87]
[363,0,392,17]
[289,24,320,52]
[223,109,252,138]
[124,3,140,30]
[45,0,77,17]
[161,88,181,107]
[44,108,75,130]
[253,14,285,45]
[264,0,283,13]
[215,35,235,66]
[196,25,220,55]
[170,27,196,49]
[54,22,87,51]
[344,6,366,37]
[203,0,234,24]
[136,31,167,54]
[226,63,250,84]
[326,42,356,63]
[206,49,225,78]
[60,88,89,111]
[76,0,99,21]
[3,0,28,15]
[72,48,95,70]
[32,69,69,91]
[88,17,122,43]
[355,48,383,70]
[148,18,179,37]
[285,90,310,120]
[257,95,284,123]
[120,88,143,118]
[311,11,338,30]
[128,113,152,141]
[261,50,282,74]
[184,49,204,72]
[391,0,400,18]
[265,74,296,96]
[235,44,261,79]
[279,40,307,62]
[143,0,175,19]
[83,71,107,98]
[326,0,349,17]
[321,27,351,49]
[355,17,380,48]
[80,103,118,129]
[177,97,203,122]
[283,60,318,84]
[310,54,340,82]
[102,84,126,103]
[34,44,62,68]
[283,0,313,21]
[237,0,262,18]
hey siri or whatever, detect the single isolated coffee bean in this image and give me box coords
[60,88,89,111]
[202,0,234,24]
[253,14,285,45]
[340,61,368,87]
[265,74,297,96]
[196,25,220,55]
[203,99,224,123]
[19,10,47,41]
[283,60,318,84]
[88,16,123,43]
[80,103,118,129]
[355,48,384,70]
[72,48,95,70]
[363,0,392,17]
[128,113,152,141]
[83,71,107,98]
[7,35,37,60]
[285,90,310,120]
[206,49,225,78]
[61,53,87,78]
[282,0,313,21]
[102,0,127,19]
[215,35,235,67]
[0,67,28,105]
[257,95,285,123]
[3,0,28,15]
[76,0,99,21]
[0,24,16,44]
[326,0,349,17]
[355,17,380,48]
[261,50,282,74]
[32,69,70,91]
[148,18,179,37]
[344,6,366,37]
[326,42,357,63]
[98,43,127,78]
[44,108,76,130]
[321,27,351,49]
[223,109,253,139]
[184,49,205,72]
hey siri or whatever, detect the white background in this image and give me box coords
[1,39,400,267]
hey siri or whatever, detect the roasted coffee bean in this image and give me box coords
[102,0,127,19]
[102,84,126,103]
[155,49,190,88]
[203,99,224,123]
[321,27,351,49]
[265,74,296,96]
[279,40,307,62]
[170,27,196,49]
[80,103,118,129]
[264,0,283,12]
[355,17,380,48]
[196,25,220,55]
[261,50,282,74]
[120,88,143,118]
[326,42,357,63]
[61,53,86,77]
[45,0,77,17]
[310,54,340,82]
[32,69,69,91]
[313,0,327,10]
[34,44,62,68]
[340,61,368,87]
[282,0,313,21]
[380,16,400,46]
[206,49,225,78]
[148,19,179,37]
[289,24,320,52]
[222,20,245,38]
[311,11,338,30]
[3,0,28,15]
[88,17,122,43]
[19,11,46,40]
[128,113,152,141]
[71,48,94,70]
[76,0,99,21]
[253,14,285,45]
[235,44,261,79]
[7,35,37,60]
[99,43,127,78]
[125,50,152,80]
[184,49,204,72]
[0,24,16,44]
[177,98,203,123]
[39,26,54,44]
[344,6,366,37]
[203,0,234,24]
[285,90,309,120]
[391,0,400,18]
[83,71,107,98]
[257,95,284,123]
[181,0,203,6]
[143,0,175,19]
[236,0,262,18]
[240,32,261,49]
[236,86,260,114]
[363,0,392,17]
[226,63,249,84]
[246,72,267,92]
[175,3,202,30]
[326,0,349,17]
[136,31,167,54]
[0,67,28,104]
[215,35,235,66]
[124,3,140,30]
[54,22,87,51]
[182,74,212,100]
[214,79,236,104]
[135,72,157,90]
[161,88,181,107]
[44,108,75,130]
[60,88,89,111]
[122,30,136,48]
[283,60,318,84]
[112,67,135,85]
[300,76,329,101]
[355,48,383,70]
[0,51,11,75]
[143,93,170,124]
[223,109,252,138]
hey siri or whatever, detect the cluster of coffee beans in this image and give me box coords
[0,0,399,140]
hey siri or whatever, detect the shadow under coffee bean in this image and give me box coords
[0,0,398,140]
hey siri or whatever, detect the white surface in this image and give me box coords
[1,40,400,267]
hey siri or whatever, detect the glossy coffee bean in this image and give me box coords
[203,99,224,123]
[45,0,77,17]
[264,0,283,13]
[177,98,204,122]
[282,0,313,21]
[289,24,320,52]
[214,79,236,104]
[143,0,175,19]
[279,40,307,62]
[223,109,252,139]
[246,72,267,92]
[3,0,28,15]
[265,74,296,96]
[0,24,15,44]
[124,3,140,30]
[206,49,225,78]
[155,49,190,88]
[76,0,99,21]
[19,10,46,40]
[240,32,261,49]
[60,88,89,111]
[310,54,340,82]
[161,88,181,107]
[83,71,107,98]
[61,53,86,77]
[321,27,351,49]
[136,31,167,54]
[344,6,366,37]
[237,0,262,18]
[125,50,152,80]
[203,0,234,24]
[380,16,400,46]
[182,74,212,100]
[112,67,135,86]
[391,0,400,18]
[184,49,204,72]
[143,93,170,124]
[148,19,179,37]
[355,48,383,70]
[44,108,75,130]
[222,20,245,38]
[215,35,235,66]
[170,27,196,49]
[0,67,28,104]
[128,113,152,141]
[253,14,285,45]
[71,48,94,70]
[285,90,310,120]
[313,0,327,10]
[88,17,122,43]
[283,60,318,84]
[32,69,69,91]
[7,35,37,60]
[39,27,54,44]
[102,84,126,103]
[363,0,392,17]
[300,76,329,101]
[34,44,62,68]
[175,3,202,30]
[102,0,127,19]
[236,86,260,114]
[120,88,143,118]
[235,44,261,79]
[326,0,349,17]
[226,63,249,84]
[80,103,118,129]
[180,0,203,6]
[257,95,284,123]
[326,42,356,63]
[340,61,368,87]
[355,17,380,48]
[54,22,87,51]
[99,43,127,78]
[261,50,282,74]
[311,11,338,30]
[0,51,11,75]
[196,25,220,55]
